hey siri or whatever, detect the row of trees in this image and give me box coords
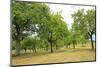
[72,8,96,50]
[12,1,96,56]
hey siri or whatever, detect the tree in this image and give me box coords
[38,12,69,53]
[72,9,96,50]
[12,1,51,55]
[21,37,37,53]
[64,33,71,48]
[47,12,69,52]
[84,9,96,50]
[71,21,82,48]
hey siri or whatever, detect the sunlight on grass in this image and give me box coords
[12,43,96,65]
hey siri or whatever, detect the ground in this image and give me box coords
[12,43,96,65]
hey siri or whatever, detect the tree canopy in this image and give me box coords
[72,8,96,50]
[12,1,96,56]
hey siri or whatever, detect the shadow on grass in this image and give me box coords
[12,48,95,59]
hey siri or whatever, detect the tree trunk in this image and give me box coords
[84,41,86,47]
[81,42,84,47]
[30,49,31,53]
[32,49,35,53]
[15,40,20,56]
[45,47,48,51]
[50,32,53,53]
[50,40,53,53]
[73,44,75,48]
[24,48,27,53]
[73,42,75,48]
[55,44,58,50]
[66,44,68,48]
[68,43,70,48]
[33,45,37,53]
[90,35,94,50]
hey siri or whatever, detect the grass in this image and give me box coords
[12,42,96,65]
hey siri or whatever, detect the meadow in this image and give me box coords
[12,42,95,65]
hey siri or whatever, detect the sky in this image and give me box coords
[47,3,95,29]
[92,34,96,41]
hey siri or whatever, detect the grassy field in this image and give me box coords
[12,42,96,65]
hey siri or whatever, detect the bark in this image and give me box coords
[32,49,35,53]
[50,41,53,53]
[48,31,53,53]
[81,42,84,47]
[14,24,22,56]
[50,32,53,53]
[73,42,75,48]
[66,43,70,48]
[15,40,20,56]
[55,44,58,50]
[90,35,94,50]
[73,44,75,48]
[24,48,27,53]
[84,41,86,47]
[68,43,70,48]
[33,45,37,53]
[66,45,68,48]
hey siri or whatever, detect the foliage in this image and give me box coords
[12,1,96,56]
[72,9,96,50]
